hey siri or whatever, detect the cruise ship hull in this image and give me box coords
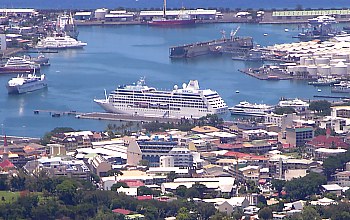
[94,99,226,119]
[7,80,47,94]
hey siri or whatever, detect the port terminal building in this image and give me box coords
[263,9,350,23]
[139,9,219,21]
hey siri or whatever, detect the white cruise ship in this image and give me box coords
[7,74,47,94]
[94,78,228,119]
[35,35,87,49]
[229,101,274,116]
[278,98,309,111]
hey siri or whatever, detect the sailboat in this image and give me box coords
[148,0,195,26]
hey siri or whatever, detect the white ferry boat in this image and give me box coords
[94,78,228,119]
[228,101,274,116]
[35,35,87,49]
[7,74,47,94]
[278,98,309,111]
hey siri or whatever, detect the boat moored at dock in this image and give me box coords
[0,56,40,74]
[35,35,87,49]
[94,77,228,119]
[6,73,47,94]
[229,101,274,116]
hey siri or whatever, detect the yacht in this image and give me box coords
[308,77,340,86]
[7,73,47,94]
[228,101,274,116]
[35,35,87,49]
[94,78,228,119]
[331,81,350,93]
[0,56,40,74]
[278,98,309,111]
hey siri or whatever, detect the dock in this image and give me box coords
[239,68,293,80]
[313,95,349,99]
[26,49,59,53]
[34,109,81,117]
[34,109,182,123]
[76,112,182,123]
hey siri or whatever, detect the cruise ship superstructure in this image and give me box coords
[94,78,228,119]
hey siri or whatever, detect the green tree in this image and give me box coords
[111,182,129,191]
[175,185,188,197]
[274,107,296,115]
[271,179,286,197]
[138,159,150,167]
[309,100,331,116]
[167,171,177,182]
[258,207,273,220]
[302,206,321,220]
[176,207,196,220]
[137,186,153,196]
[56,179,78,205]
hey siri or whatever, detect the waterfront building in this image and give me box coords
[139,9,218,22]
[0,9,36,17]
[264,113,300,130]
[74,11,93,21]
[269,9,350,23]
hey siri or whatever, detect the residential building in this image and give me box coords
[88,155,112,177]
[285,126,313,147]
[334,171,350,187]
[168,147,194,168]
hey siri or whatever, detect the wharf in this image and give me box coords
[76,112,182,123]
[26,49,58,53]
[239,68,293,80]
[313,95,348,99]
[34,109,81,117]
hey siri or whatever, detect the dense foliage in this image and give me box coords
[274,107,296,115]
[0,171,218,220]
[284,172,327,201]
[323,150,350,179]
[142,114,224,132]
[309,100,331,116]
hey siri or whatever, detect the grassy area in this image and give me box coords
[0,191,20,204]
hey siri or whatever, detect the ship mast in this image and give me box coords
[163,0,167,18]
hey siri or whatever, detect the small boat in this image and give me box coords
[235,90,240,93]
[317,89,322,92]
[263,33,268,36]
[284,28,289,32]
[308,77,340,86]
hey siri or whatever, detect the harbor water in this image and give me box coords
[0,23,345,137]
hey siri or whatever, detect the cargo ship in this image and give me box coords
[169,28,253,58]
[148,0,195,26]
